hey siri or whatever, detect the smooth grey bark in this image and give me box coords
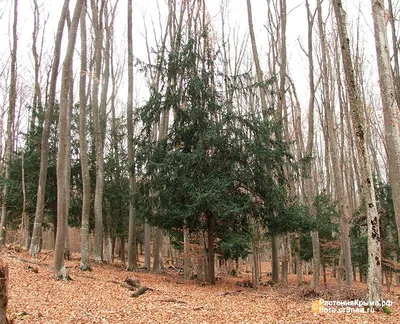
[371,0,400,252]
[54,0,84,280]
[127,0,138,271]
[100,1,112,265]
[29,0,69,257]
[388,0,400,107]
[0,0,18,247]
[305,0,321,288]
[79,0,91,272]
[369,0,399,302]
[91,0,105,263]
[333,0,381,300]
[320,0,353,287]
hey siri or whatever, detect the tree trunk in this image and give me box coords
[183,226,190,279]
[29,0,69,257]
[271,235,279,283]
[54,0,84,280]
[319,0,353,287]
[126,0,138,271]
[0,260,8,324]
[91,0,105,263]
[144,221,151,270]
[79,0,91,271]
[104,221,112,263]
[120,238,126,264]
[305,0,321,288]
[371,0,400,254]
[207,212,216,285]
[152,228,163,272]
[333,0,382,302]
[281,235,289,286]
[295,234,303,285]
[21,151,30,249]
[0,0,18,247]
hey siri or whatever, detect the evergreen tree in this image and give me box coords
[136,35,295,284]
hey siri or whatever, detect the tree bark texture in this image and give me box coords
[333,0,382,301]
[0,0,18,247]
[54,0,84,279]
[29,0,70,257]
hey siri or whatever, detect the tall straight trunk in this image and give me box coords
[319,0,353,287]
[91,0,104,263]
[99,1,112,265]
[79,1,91,271]
[333,0,382,302]
[29,0,69,257]
[387,0,400,107]
[54,0,84,280]
[305,0,320,288]
[247,0,280,282]
[371,0,400,253]
[127,0,137,271]
[0,0,18,247]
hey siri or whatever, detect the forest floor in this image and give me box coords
[3,248,400,324]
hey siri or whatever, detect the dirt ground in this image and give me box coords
[3,248,400,324]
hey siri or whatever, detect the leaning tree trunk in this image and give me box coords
[54,0,84,280]
[29,0,69,257]
[371,0,400,254]
[332,0,382,302]
[0,0,18,247]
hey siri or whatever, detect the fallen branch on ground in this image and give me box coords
[131,286,152,297]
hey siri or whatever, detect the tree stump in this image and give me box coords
[0,259,9,324]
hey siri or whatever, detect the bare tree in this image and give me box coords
[91,0,105,263]
[371,0,400,253]
[126,0,137,271]
[303,0,321,288]
[54,0,84,280]
[0,0,18,247]
[79,0,91,271]
[332,0,381,301]
[29,0,70,257]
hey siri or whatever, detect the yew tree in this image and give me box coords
[136,35,294,284]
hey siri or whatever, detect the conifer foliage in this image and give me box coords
[135,35,292,284]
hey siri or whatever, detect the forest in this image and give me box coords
[1,0,400,323]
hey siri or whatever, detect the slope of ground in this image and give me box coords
[3,248,400,323]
